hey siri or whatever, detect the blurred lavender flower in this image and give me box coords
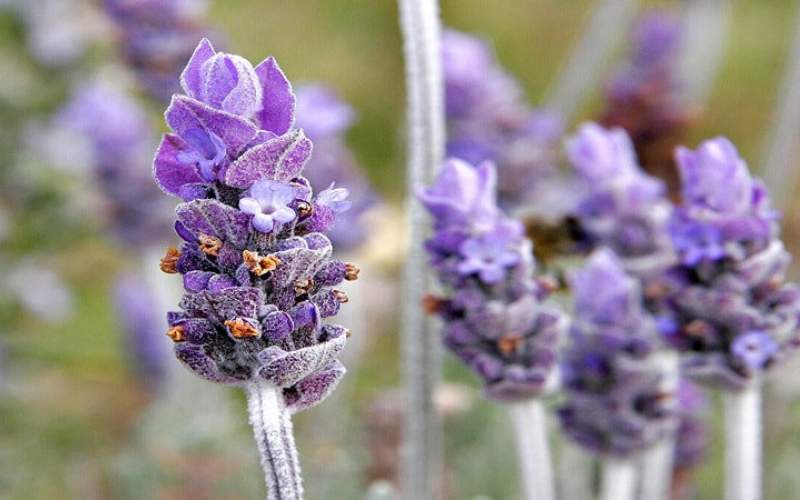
[295,85,378,250]
[673,380,708,469]
[57,81,173,248]
[114,275,169,392]
[419,158,565,402]
[566,122,675,276]
[654,137,800,391]
[558,249,676,457]
[2,259,74,323]
[443,29,564,210]
[153,37,353,409]
[601,10,692,196]
[104,0,216,102]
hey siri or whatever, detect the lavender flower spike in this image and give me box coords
[421,158,564,500]
[153,40,357,500]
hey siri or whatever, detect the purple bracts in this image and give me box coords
[295,85,378,250]
[566,122,675,276]
[152,40,355,413]
[673,380,708,468]
[558,249,676,457]
[420,158,565,402]
[443,29,564,209]
[654,138,800,391]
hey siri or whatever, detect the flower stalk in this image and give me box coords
[724,384,762,500]
[246,380,304,500]
[601,458,637,500]
[397,0,445,498]
[508,400,555,500]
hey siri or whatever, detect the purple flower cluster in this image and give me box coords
[419,158,564,402]
[443,29,564,209]
[673,380,708,469]
[104,0,216,102]
[57,81,173,247]
[566,122,675,276]
[295,85,378,250]
[152,39,356,412]
[558,249,676,457]
[655,138,800,390]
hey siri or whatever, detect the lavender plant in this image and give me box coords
[295,85,378,251]
[651,137,800,500]
[420,158,565,500]
[566,122,675,277]
[152,39,357,499]
[558,249,677,500]
[670,380,709,500]
[104,0,216,102]
[442,29,564,212]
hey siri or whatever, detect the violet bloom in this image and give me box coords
[558,249,676,457]
[655,137,800,391]
[673,380,709,470]
[443,29,564,210]
[115,275,169,391]
[57,81,172,247]
[153,38,353,404]
[419,158,565,401]
[294,85,378,250]
[104,0,216,102]
[566,122,675,275]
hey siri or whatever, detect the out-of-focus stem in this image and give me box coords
[545,0,638,120]
[677,0,733,107]
[724,384,762,500]
[558,442,593,500]
[639,438,675,500]
[245,380,304,500]
[601,458,637,500]
[508,400,555,500]
[760,0,800,207]
[397,0,445,499]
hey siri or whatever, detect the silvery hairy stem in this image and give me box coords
[760,0,800,207]
[397,0,446,498]
[558,442,593,500]
[601,458,637,500]
[677,0,733,106]
[508,400,555,500]
[724,384,762,500]
[246,379,304,500]
[545,0,638,120]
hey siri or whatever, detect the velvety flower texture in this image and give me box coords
[420,158,565,402]
[566,122,675,276]
[443,29,564,210]
[655,138,800,391]
[58,82,172,247]
[295,85,378,250]
[558,249,676,457]
[601,10,691,197]
[104,0,216,102]
[153,40,355,412]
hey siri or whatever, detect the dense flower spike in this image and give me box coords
[57,82,173,247]
[295,85,378,250]
[558,249,676,457]
[442,29,564,210]
[419,158,564,402]
[104,0,217,102]
[153,39,352,413]
[600,11,692,196]
[654,138,800,391]
[566,122,675,276]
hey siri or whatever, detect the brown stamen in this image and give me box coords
[294,278,314,297]
[535,275,559,294]
[333,289,349,303]
[685,320,712,337]
[497,335,524,355]
[296,201,313,218]
[160,247,180,274]
[225,318,260,339]
[198,233,223,257]
[166,325,186,342]
[344,263,360,281]
[422,294,445,315]
[242,250,281,277]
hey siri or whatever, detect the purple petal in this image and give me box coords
[180,38,216,99]
[254,56,296,134]
[224,130,312,188]
[167,95,257,156]
[153,134,203,196]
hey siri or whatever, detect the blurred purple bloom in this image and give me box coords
[421,159,565,402]
[673,380,708,469]
[566,122,640,181]
[731,331,779,371]
[558,249,676,458]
